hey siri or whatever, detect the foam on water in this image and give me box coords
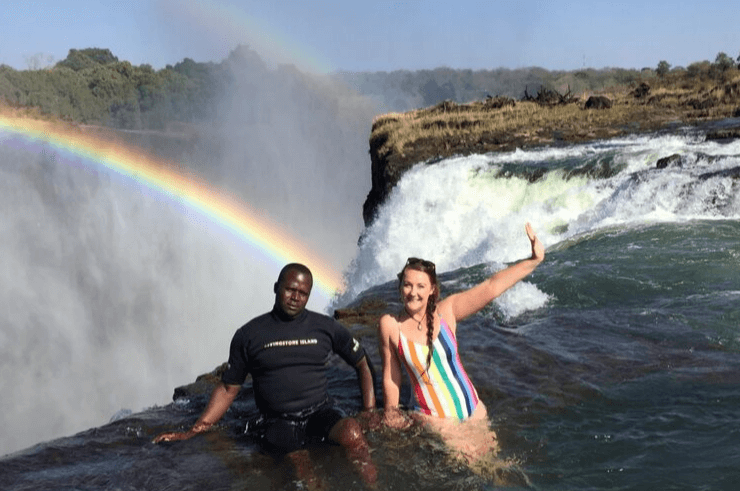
[0,143,280,454]
[338,131,740,313]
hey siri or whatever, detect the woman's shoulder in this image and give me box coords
[378,312,403,336]
[379,311,400,327]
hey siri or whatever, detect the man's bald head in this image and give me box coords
[275,263,313,291]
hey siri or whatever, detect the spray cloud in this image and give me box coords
[0,45,379,455]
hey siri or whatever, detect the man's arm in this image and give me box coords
[153,382,241,443]
[354,356,376,411]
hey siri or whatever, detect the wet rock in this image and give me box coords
[495,164,548,182]
[698,166,740,180]
[333,298,389,340]
[333,298,386,326]
[705,127,740,141]
[567,160,624,179]
[656,154,683,169]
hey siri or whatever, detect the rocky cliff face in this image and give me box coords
[363,101,531,226]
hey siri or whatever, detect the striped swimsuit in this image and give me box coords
[397,318,480,420]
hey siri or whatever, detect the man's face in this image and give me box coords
[275,269,312,318]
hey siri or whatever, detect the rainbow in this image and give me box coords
[0,112,344,299]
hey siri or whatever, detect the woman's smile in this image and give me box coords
[401,269,434,315]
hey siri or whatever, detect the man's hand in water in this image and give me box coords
[153,431,192,443]
[152,422,214,443]
[356,409,383,431]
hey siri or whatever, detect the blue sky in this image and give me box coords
[2,0,739,73]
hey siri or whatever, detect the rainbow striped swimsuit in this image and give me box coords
[397,318,480,420]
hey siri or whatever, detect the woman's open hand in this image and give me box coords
[382,407,413,430]
[525,222,545,263]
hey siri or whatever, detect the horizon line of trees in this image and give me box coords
[2,47,739,130]
[0,47,250,129]
[656,51,739,78]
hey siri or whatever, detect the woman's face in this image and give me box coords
[401,268,435,316]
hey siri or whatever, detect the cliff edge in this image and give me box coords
[364,77,740,226]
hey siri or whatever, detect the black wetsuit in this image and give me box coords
[221,306,366,453]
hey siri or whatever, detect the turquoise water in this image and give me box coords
[472,221,740,490]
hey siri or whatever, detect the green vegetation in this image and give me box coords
[656,61,671,77]
[0,47,256,129]
[337,53,740,113]
[2,47,740,136]
[336,66,644,111]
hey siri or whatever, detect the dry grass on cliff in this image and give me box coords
[371,73,740,160]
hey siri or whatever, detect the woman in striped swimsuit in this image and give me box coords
[377,223,544,463]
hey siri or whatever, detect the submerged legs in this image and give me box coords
[329,417,378,485]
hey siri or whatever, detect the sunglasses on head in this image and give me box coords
[405,257,436,271]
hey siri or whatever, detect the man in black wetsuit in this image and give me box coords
[153,263,377,483]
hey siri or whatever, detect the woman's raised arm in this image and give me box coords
[441,222,544,324]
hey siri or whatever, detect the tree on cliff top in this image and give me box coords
[714,52,736,72]
[56,48,119,71]
[656,60,671,77]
